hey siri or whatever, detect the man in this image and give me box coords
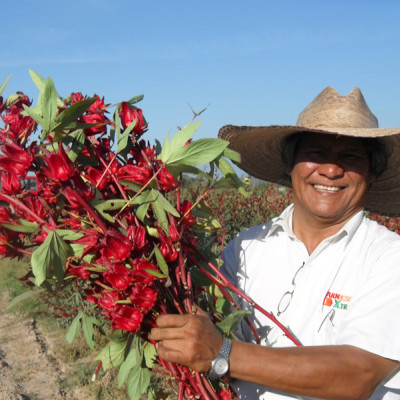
[149,87,400,399]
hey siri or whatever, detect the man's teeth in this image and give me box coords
[313,184,341,192]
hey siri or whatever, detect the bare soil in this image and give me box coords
[0,291,108,400]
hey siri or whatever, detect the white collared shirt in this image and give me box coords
[222,204,400,399]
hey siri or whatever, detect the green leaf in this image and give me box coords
[41,77,59,130]
[93,199,128,223]
[154,191,180,217]
[29,69,46,92]
[216,156,236,177]
[6,287,45,310]
[215,297,231,315]
[70,243,85,258]
[223,147,241,164]
[192,201,214,219]
[1,219,39,233]
[143,342,157,369]
[118,117,136,155]
[64,129,86,162]
[5,93,23,107]
[154,139,162,155]
[151,197,168,233]
[158,121,202,163]
[0,75,11,97]
[31,230,73,286]
[171,121,202,151]
[113,106,121,153]
[193,202,222,232]
[159,132,171,163]
[167,164,210,180]
[211,176,237,189]
[216,310,251,334]
[144,269,167,279]
[22,104,45,127]
[214,156,248,196]
[26,70,64,136]
[189,265,213,286]
[55,97,97,131]
[146,226,159,238]
[135,202,150,222]
[65,312,83,344]
[209,283,225,299]
[148,189,180,233]
[55,229,85,241]
[133,190,158,222]
[127,94,144,105]
[126,364,151,400]
[93,199,127,212]
[119,180,142,193]
[166,138,229,166]
[96,337,127,370]
[118,346,140,388]
[153,246,169,277]
[82,314,100,350]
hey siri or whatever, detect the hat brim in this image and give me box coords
[218,124,400,216]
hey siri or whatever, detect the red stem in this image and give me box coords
[196,372,218,400]
[0,193,47,225]
[98,154,129,201]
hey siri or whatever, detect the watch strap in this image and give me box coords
[208,337,232,379]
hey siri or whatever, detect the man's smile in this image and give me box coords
[312,184,343,193]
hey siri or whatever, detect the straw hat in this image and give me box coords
[218,86,400,215]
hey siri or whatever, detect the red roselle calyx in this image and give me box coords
[42,144,75,182]
[119,101,148,136]
[0,142,33,176]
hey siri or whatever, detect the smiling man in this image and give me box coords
[150,87,400,399]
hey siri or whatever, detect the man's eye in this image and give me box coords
[307,150,325,157]
[342,153,362,160]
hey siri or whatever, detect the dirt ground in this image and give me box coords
[0,291,104,400]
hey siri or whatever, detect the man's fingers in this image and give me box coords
[155,313,190,328]
[149,314,194,341]
[156,340,186,363]
[156,339,211,372]
[149,313,213,342]
[149,326,185,341]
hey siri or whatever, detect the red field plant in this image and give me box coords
[0,71,302,400]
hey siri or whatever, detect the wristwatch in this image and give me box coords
[208,338,232,379]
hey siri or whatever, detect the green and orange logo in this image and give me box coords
[323,291,352,310]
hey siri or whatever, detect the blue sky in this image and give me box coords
[2,0,400,174]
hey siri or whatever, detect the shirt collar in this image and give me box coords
[267,204,296,238]
[267,204,365,244]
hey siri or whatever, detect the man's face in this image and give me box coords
[289,133,374,225]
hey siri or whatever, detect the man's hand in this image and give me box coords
[149,308,223,372]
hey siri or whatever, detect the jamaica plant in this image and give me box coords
[0,71,300,400]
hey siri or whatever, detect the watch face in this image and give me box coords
[214,358,229,375]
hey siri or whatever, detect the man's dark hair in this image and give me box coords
[281,131,388,178]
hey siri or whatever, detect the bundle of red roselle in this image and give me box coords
[0,71,298,400]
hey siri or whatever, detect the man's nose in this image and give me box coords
[317,161,345,178]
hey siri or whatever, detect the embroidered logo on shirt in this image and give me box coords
[323,291,352,310]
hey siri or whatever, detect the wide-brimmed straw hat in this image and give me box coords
[218,86,400,215]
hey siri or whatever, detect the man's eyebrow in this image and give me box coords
[339,147,367,153]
